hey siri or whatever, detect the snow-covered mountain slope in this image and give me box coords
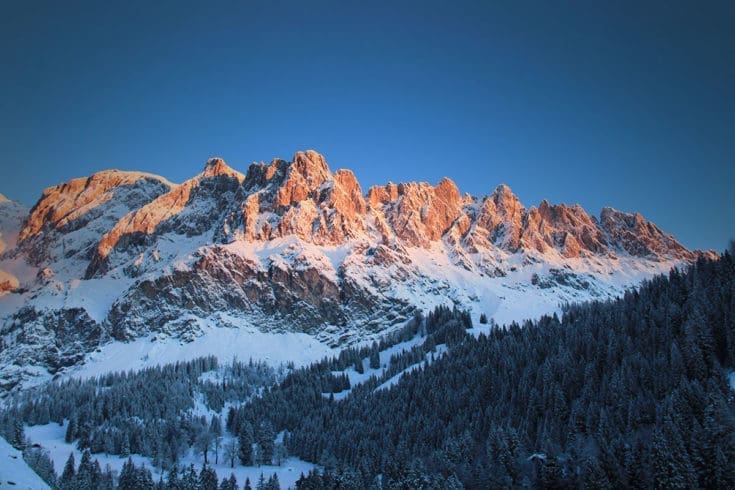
[0,151,714,392]
[0,437,50,489]
[0,196,29,296]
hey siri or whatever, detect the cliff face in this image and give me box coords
[0,150,710,391]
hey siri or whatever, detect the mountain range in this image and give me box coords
[0,150,711,392]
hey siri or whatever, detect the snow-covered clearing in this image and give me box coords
[69,324,334,382]
[25,422,316,489]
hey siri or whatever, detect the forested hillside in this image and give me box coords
[251,252,735,488]
[2,252,734,489]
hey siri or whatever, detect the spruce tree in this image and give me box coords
[257,421,275,465]
[58,452,76,490]
[65,417,77,443]
[369,343,380,370]
[239,422,255,465]
[199,464,219,490]
[117,457,137,490]
[76,450,95,490]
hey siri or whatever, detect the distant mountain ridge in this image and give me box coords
[0,150,713,391]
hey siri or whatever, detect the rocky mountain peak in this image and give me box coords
[274,151,333,208]
[18,170,173,242]
[331,169,367,216]
[471,184,525,251]
[366,182,399,208]
[242,159,290,191]
[0,150,710,391]
[292,150,330,178]
[434,177,461,203]
[599,207,693,259]
[92,159,248,272]
[201,157,245,182]
[366,178,464,246]
[522,200,605,257]
[492,183,513,194]
[489,183,521,206]
[0,193,9,203]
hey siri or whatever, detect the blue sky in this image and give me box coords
[0,1,732,250]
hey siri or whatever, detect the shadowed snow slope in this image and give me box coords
[0,437,50,489]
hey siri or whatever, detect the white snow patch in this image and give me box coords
[67,322,334,382]
[0,437,50,489]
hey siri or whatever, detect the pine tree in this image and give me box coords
[583,457,612,489]
[59,452,76,490]
[65,417,77,443]
[181,464,199,490]
[256,472,266,490]
[539,456,565,489]
[257,421,275,465]
[76,450,95,490]
[22,447,57,487]
[11,418,25,450]
[117,457,138,490]
[120,434,131,457]
[137,464,155,490]
[210,416,223,464]
[239,422,255,465]
[369,343,380,370]
[219,473,238,490]
[199,464,219,490]
[166,464,180,490]
[266,473,280,489]
[100,464,115,490]
[651,427,687,489]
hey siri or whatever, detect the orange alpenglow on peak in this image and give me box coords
[12,150,702,280]
[201,157,245,182]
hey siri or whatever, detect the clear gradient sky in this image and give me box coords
[0,1,732,250]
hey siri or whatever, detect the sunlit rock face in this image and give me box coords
[0,150,711,391]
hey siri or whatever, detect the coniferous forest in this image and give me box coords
[2,252,735,488]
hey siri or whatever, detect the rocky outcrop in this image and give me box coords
[0,271,19,294]
[520,201,607,258]
[367,178,464,246]
[16,170,172,270]
[89,160,244,276]
[467,184,525,252]
[106,244,412,342]
[215,151,368,245]
[599,207,693,259]
[19,170,172,243]
[0,306,104,388]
